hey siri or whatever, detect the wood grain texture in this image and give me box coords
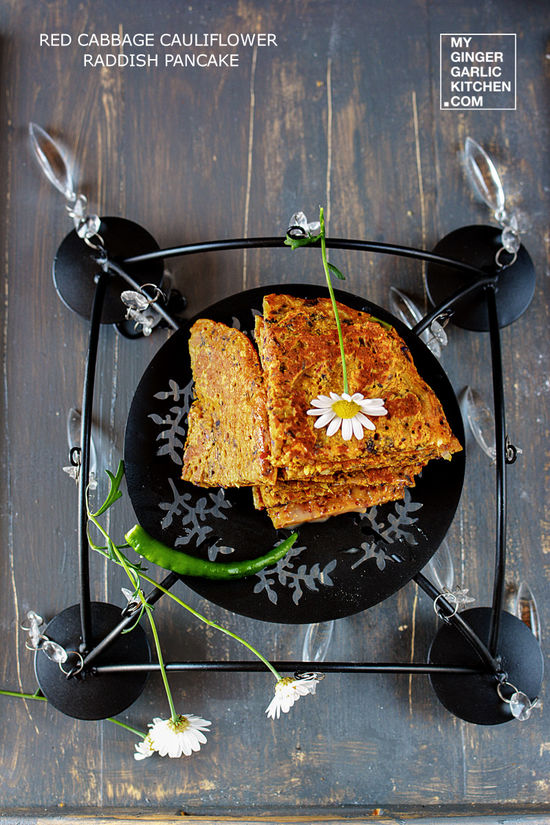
[0,0,549,816]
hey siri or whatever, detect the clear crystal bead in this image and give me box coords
[40,638,68,664]
[444,585,475,611]
[288,212,308,238]
[121,586,143,612]
[25,610,44,628]
[67,194,88,222]
[388,287,445,359]
[76,214,101,240]
[125,307,156,335]
[62,464,79,482]
[287,212,320,237]
[464,136,506,214]
[429,318,448,348]
[23,610,44,648]
[501,225,521,254]
[121,290,151,312]
[509,691,534,721]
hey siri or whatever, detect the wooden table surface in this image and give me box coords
[1,0,549,820]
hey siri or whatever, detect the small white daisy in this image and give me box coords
[265,674,321,720]
[146,714,211,758]
[134,734,155,761]
[307,392,387,441]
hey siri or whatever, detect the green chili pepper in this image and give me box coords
[125,524,298,579]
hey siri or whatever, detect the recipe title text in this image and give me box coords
[39,31,278,68]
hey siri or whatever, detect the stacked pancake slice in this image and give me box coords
[181,294,462,528]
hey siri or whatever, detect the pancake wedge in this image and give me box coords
[256,295,461,478]
[182,319,276,487]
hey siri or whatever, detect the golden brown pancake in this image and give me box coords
[182,319,276,487]
[264,482,408,529]
[254,462,422,508]
[256,296,461,477]
[181,295,462,530]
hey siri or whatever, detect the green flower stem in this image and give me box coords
[319,207,349,394]
[0,689,47,701]
[111,539,178,724]
[138,571,282,682]
[0,688,146,739]
[87,477,282,686]
[105,716,146,739]
[88,507,179,724]
[143,602,178,723]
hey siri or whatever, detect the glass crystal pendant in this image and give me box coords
[497,680,540,722]
[463,136,521,256]
[460,386,496,462]
[302,621,334,663]
[29,122,76,201]
[29,122,103,244]
[515,581,541,642]
[509,691,535,721]
[287,211,320,238]
[63,407,98,486]
[421,539,454,592]
[389,287,448,359]
[464,136,506,217]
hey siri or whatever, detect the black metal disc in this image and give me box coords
[124,284,465,624]
[35,602,150,720]
[429,607,543,725]
[427,225,536,331]
[52,217,164,324]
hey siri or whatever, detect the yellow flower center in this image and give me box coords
[170,715,190,732]
[331,399,361,419]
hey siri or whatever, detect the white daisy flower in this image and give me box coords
[307,392,387,441]
[265,674,322,720]
[146,714,211,758]
[134,734,155,761]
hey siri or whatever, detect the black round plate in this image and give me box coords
[124,285,465,623]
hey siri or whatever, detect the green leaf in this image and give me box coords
[122,604,146,634]
[284,232,322,250]
[86,530,109,555]
[93,460,125,517]
[327,262,345,280]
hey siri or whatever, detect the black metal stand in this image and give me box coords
[52,217,164,324]
[426,225,536,331]
[37,220,542,725]
[35,603,150,720]
[429,608,543,725]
